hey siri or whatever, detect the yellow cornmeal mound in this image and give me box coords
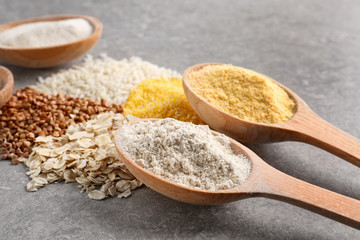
[188,65,295,124]
[124,78,204,124]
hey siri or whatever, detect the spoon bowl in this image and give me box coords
[183,63,360,167]
[115,119,360,228]
[0,15,102,68]
[0,66,14,107]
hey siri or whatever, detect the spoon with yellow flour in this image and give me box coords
[182,63,360,167]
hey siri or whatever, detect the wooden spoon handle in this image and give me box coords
[257,165,360,228]
[288,109,360,167]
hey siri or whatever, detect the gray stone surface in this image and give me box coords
[0,0,359,239]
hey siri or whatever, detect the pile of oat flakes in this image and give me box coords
[21,112,142,200]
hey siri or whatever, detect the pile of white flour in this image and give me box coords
[116,119,251,190]
[0,18,93,48]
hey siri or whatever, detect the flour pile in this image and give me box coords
[116,119,251,190]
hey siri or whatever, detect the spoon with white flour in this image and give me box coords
[114,119,360,229]
[182,63,360,167]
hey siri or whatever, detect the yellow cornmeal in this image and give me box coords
[188,65,295,124]
[124,78,204,124]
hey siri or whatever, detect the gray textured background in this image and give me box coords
[0,0,360,239]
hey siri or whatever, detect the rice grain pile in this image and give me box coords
[35,54,181,104]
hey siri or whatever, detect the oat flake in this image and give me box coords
[21,112,142,199]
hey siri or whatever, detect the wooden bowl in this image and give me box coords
[0,15,102,68]
[0,66,14,107]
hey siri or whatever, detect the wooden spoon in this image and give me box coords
[0,15,102,68]
[114,119,360,229]
[182,63,360,167]
[0,66,14,107]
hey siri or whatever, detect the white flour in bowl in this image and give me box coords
[0,18,93,48]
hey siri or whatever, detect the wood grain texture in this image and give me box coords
[0,15,102,68]
[182,63,360,167]
[0,66,14,107]
[114,119,360,229]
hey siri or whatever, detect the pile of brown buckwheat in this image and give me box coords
[0,87,123,164]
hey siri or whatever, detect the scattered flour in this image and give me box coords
[34,54,181,104]
[116,119,252,190]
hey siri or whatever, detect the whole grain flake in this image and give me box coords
[21,112,142,200]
